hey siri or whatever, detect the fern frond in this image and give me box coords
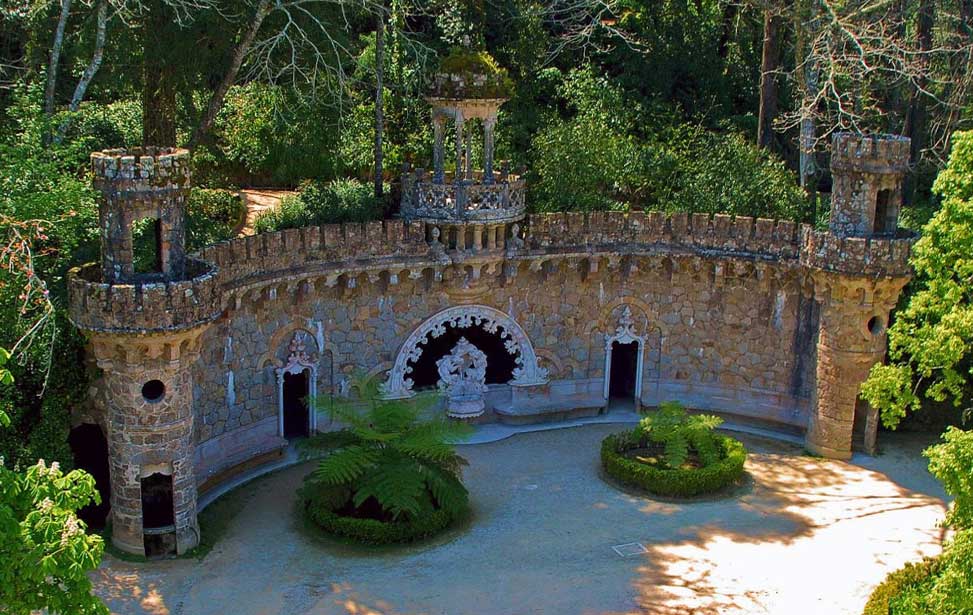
[353,458,426,520]
[313,445,378,485]
[663,432,689,468]
[422,465,469,515]
[690,431,721,467]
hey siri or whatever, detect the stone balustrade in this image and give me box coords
[401,170,526,224]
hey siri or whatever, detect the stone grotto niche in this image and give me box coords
[381,305,548,399]
[275,331,319,438]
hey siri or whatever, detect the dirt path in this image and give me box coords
[92,427,947,615]
[237,189,296,236]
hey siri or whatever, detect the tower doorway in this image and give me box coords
[141,472,176,557]
[68,423,111,529]
[282,369,310,439]
[608,341,640,399]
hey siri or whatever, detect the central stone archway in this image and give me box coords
[381,305,548,399]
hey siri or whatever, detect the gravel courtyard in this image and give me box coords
[92,424,948,615]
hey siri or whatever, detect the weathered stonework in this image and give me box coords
[68,132,914,555]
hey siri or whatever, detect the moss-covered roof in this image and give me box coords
[427,49,514,100]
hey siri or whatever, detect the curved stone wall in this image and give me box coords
[187,212,822,483]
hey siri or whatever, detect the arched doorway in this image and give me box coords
[275,331,319,439]
[68,423,111,529]
[603,306,646,405]
[282,370,310,438]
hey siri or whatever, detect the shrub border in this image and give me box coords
[304,499,468,545]
[601,431,747,497]
[862,557,940,615]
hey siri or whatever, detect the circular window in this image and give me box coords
[867,316,884,336]
[141,380,166,403]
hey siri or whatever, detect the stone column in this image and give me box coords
[471,225,483,253]
[432,115,446,183]
[805,273,905,459]
[453,111,465,183]
[464,121,474,181]
[484,115,497,183]
[485,225,497,250]
[91,326,207,555]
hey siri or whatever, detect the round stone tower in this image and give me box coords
[801,133,915,459]
[68,148,221,556]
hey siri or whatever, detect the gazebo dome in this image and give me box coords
[427,49,513,102]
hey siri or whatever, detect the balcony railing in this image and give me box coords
[401,170,526,224]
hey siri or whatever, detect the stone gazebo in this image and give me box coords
[401,51,525,247]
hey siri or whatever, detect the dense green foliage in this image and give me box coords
[529,70,804,217]
[862,556,941,615]
[186,188,246,249]
[253,179,385,233]
[303,494,461,545]
[862,132,973,428]
[925,427,973,531]
[601,431,747,497]
[299,378,472,543]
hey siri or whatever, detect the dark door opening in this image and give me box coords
[141,472,176,558]
[408,325,519,390]
[68,424,111,530]
[608,341,639,399]
[283,370,310,438]
[874,190,892,234]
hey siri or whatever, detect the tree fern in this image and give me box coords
[639,401,724,469]
[304,372,472,522]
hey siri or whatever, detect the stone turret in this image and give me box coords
[68,148,220,556]
[801,133,916,459]
[828,133,911,237]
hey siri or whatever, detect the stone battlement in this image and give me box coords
[92,147,191,195]
[830,133,911,175]
[799,226,914,277]
[527,211,801,259]
[68,257,221,333]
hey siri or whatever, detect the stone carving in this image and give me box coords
[277,331,317,375]
[436,338,488,418]
[381,305,548,399]
[275,331,319,437]
[603,305,646,400]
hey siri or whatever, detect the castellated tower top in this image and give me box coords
[92,147,191,284]
[829,133,911,238]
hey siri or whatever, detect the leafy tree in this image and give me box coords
[925,426,973,531]
[0,363,107,615]
[637,401,724,469]
[862,131,973,427]
[301,376,472,521]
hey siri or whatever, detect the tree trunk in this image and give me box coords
[54,0,108,143]
[374,6,386,199]
[796,0,821,222]
[717,1,738,61]
[44,0,72,118]
[142,0,177,147]
[902,0,934,203]
[190,0,273,147]
[757,8,781,150]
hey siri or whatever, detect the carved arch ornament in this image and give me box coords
[381,305,549,399]
[275,330,319,436]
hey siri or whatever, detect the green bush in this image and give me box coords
[186,188,245,250]
[303,486,466,545]
[253,179,384,233]
[601,430,747,497]
[638,401,724,468]
[925,427,973,531]
[865,529,973,614]
[863,557,940,615]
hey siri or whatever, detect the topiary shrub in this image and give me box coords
[299,377,472,544]
[601,402,747,497]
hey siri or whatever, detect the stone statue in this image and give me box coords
[436,337,488,418]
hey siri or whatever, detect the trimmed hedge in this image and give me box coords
[601,430,747,497]
[304,500,466,545]
[862,557,939,615]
